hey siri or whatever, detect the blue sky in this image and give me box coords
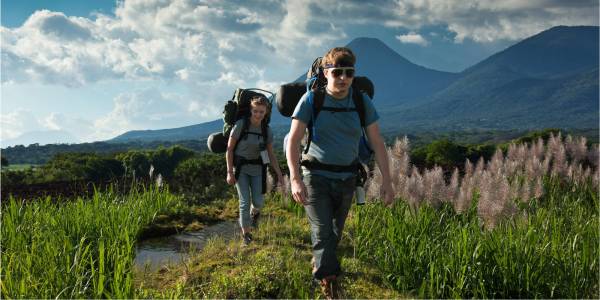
[1,0,598,146]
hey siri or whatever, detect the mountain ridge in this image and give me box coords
[388,26,599,131]
[106,25,600,143]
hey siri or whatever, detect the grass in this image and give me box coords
[134,193,402,299]
[135,177,598,299]
[1,185,179,298]
[355,177,599,298]
[3,175,597,298]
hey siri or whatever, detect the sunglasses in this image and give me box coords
[326,67,355,78]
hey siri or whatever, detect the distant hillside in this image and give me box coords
[111,119,222,143]
[386,26,599,131]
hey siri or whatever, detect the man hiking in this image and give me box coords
[286,46,394,299]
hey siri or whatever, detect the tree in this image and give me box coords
[148,145,195,178]
[1,157,8,167]
[117,150,151,178]
[424,139,467,170]
[42,152,124,182]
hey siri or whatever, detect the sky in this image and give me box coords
[1,0,598,146]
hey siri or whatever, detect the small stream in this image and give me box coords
[134,221,239,271]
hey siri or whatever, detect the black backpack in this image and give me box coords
[276,57,375,162]
[207,88,274,153]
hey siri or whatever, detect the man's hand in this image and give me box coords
[381,181,395,206]
[276,174,284,188]
[291,177,308,205]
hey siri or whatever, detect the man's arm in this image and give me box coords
[365,122,395,206]
[286,119,308,204]
[266,143,283,185]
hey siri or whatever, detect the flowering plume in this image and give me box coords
[365,132,596,227]
[423,166,445,208]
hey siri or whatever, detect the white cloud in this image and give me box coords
[0,109,43,140]
[396,32,429,46]
[4,0,594,87]
[381,0,599,43]
[42,113,95,141]
[1,0,597,143]
[92,88,222,140]
[1,109,95,143]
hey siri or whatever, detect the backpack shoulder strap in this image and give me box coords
[261,122,269,143]
[352,89,366,128]
[304,88,326,154]
[236,117,251,146]
[312,88,326,118]
[352,90,374,156]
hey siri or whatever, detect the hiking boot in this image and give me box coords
[319,275,340,299]
[242,232,253,246]
[250,210,261,228]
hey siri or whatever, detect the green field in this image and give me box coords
[2,177,597,298]
[1,134,598,298]
[2,163,39,171]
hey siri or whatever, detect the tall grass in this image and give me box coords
[356,133,599,298]
[1,185,178,298]
[355,178,598,298]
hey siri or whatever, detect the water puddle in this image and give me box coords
[134,221,239,271]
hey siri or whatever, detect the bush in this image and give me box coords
[41,153,124,182]
[171,153,231,204]
[412,139,497,171]
[148,146,196,179]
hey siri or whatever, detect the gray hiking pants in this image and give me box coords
[303,173,355,280]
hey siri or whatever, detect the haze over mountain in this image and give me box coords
[111,25,598,143]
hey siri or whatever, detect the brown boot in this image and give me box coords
[319,275,340,299]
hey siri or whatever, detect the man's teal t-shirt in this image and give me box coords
[291,87,379,179]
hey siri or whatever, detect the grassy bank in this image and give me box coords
[1,186,179,298]
[135,193,402,299]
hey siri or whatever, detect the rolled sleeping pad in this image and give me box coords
[207,131,228,153]
[276,76,374,118]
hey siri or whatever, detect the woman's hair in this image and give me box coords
[250,95,270,112]
[321,47,356,68]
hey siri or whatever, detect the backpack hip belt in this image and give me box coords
[300,155,359,173]
[234,155,268,194]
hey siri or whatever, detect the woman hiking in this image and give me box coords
[286,47,394,299]
[226,95,283,246]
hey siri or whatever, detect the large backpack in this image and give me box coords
[207,88,274,153]
[276,57,375,164]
